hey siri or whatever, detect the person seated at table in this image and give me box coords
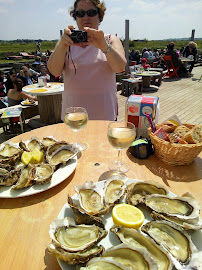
[133,50,141,64]
[7,78,37,107]
[18,65,36,86]
[153,48,159,58]
[142,48,150,59]
[141,58,151,70]
[148,48,153,58]
[23,63,39,81]
[4,69,17,95]
[129,48,136,61]
[165,42,188,77]
[48,0,126,121]
[183,41,197,74]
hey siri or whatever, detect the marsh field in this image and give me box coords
[0,39,201,64]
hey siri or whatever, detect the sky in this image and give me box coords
[0,0,202,41]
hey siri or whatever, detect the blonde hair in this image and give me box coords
[70,0,106,22]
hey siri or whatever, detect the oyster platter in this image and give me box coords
[0,136,78,198]
[47,177,202,270]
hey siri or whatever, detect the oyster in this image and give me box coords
[75,181,108,216]
[12,164,36,189]
[47,243,104,264]
[144,194,200,222]
[46,144,77,167]
[126,180,169,206]
[49,217,107,252]
[111,226,173,270]
[0,142,22,165]
[41,136,58,150]
[151,211,202,231]
[104,178,126,207]
[67,195,105,228]
[19,137,43,152]
[141,220,199,269]
[45,141,69,161]
[0,169,20,187]
[0,168,9,185]
[82,257,131,270]
[34,163,54,184]
[102,243,158,270]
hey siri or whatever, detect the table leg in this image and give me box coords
[142,76,151,88]
[19,114,24,133]
[37,94,62,124]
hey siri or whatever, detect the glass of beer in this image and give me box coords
[64,107,88,151]
[107,121,136,173]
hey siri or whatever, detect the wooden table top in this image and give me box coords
[0,121,202,269]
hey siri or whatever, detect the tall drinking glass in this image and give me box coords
[107,121,136,173]
[64,107,88,151]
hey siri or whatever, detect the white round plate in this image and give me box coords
[21,101,36,106]
[55,178,202,270]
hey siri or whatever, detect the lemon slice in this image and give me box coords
[30,148,43,163]
[21,151,32,165]
[112,204,145,229]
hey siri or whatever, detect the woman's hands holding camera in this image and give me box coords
[83,27,109,52]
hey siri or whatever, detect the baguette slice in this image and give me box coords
[184,125,202,144]
[174,125,191,139]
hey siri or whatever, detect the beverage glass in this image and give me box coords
[107,121,136,173]
[64,107,88,151]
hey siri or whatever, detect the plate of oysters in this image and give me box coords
[47,176,202,270]
[0,136,78,198]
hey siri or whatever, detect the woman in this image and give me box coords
[48,0,126,120]
[183,41,197,74]
[7,78,37,107]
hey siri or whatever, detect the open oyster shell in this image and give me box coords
[19,137,43,152]
[126,180,169,206]
[34,163,54,184]
[47,243,105,264]
[75,181,108,216]
[0,142,22,165]
[141,220,200,269]
[144,194,201,222]
[49,217,107,253]
[81,257,131,270]
[12,164,36,189]
[101,243,158,270]
[0,169,20,187]
[46,144,77,167]
[45,141,69,161]
[111,226,173,270]
[41,136,58,150]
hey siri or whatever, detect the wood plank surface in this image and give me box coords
[0,121,201,269]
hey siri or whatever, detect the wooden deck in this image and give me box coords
[117,65,202,125]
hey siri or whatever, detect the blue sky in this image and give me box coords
[0,0,202,40]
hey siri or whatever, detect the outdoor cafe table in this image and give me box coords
[22,82,64,125]
[134,70,161,90]
[180,57,194,68]
[0,121,202,269]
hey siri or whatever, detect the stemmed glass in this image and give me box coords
[64,107,88,151]
[107,121,136,173]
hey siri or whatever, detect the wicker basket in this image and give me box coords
[148,127,202,165]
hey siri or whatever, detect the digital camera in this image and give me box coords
[70,30,88,43]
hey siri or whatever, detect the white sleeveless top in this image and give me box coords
[61,35,117,121]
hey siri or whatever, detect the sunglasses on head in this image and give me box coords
[75,9,98,18]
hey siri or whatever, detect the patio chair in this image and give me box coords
[163,55,180,79]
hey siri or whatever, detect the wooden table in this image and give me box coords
[0,121,202,269]
[23,83,64,125]
[180,57,194,68]
[135,71,161,90]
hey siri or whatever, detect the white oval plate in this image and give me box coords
[56,178,202,270]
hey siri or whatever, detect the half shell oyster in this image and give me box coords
[12,164,36,189]
[104,177,126,207]
[82,257,131,270]
[41,136,58,150]
[0,142,22,165]
[19,137,43,152]
[34,163,54,184]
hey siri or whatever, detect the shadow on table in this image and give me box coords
[98,170,127,181]
[44,248,61,270]
[127,151,202,187]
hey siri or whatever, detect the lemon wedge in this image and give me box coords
[30,148,43,164]
[112,204,145,229]
[21,151,33,165]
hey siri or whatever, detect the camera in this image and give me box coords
[70,30,88,43]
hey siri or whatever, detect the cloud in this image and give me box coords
[57,8,67,15]
[0,6,7,13]
[0,0,15,3]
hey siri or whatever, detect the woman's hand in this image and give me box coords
[58,25,75,50]
[83,27,108,51]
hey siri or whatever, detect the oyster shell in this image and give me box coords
[102,243,158,270]
[49,217,107,252]
[111,226,173,270]
[47,243,104,264]
[46,144,77,167]
[45,141,69,161]
[0,169,20,187]
[151,211,202,231]
[19,137,43,152]
[41,136,58,150]
[12,164,36,189]
[34,163,54,184]
[82,257,131,270]
[141,220,199,269]
[0,142,22,165]
[75,181,108,216]
[67,195,105,228]
[126,180,169,206]
[104,177,126,207]
[144,194,201,222]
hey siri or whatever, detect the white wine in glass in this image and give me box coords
[64,107,88,151]
[107,121,136,173]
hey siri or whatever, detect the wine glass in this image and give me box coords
[107,121,136,173]
[64,107,88,151]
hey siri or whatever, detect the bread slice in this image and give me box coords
[174,125,191,139]
[184,125,202,144]
[156,120,178,133]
